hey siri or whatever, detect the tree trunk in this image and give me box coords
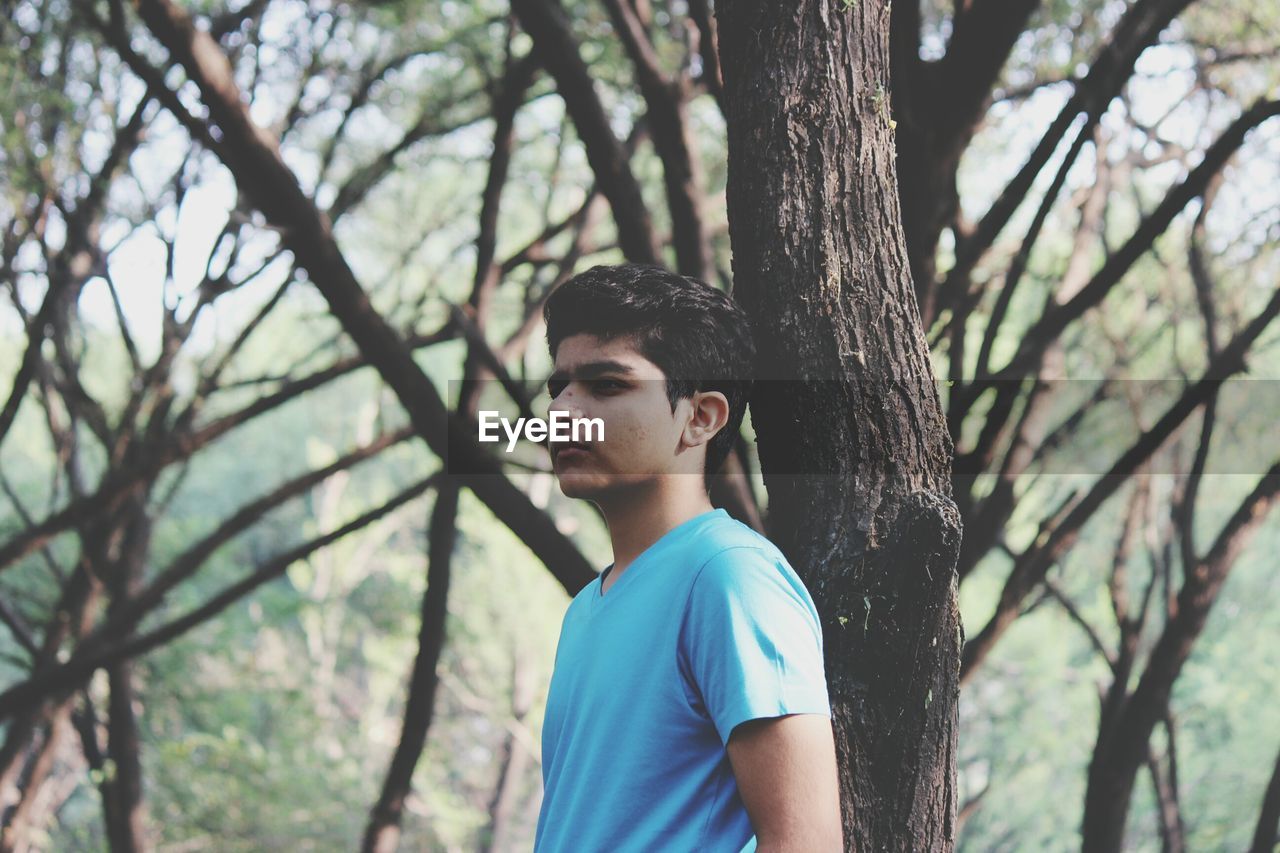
[100,498,153,853]
[360,484,457,853]
[481,649,536,853]
[1251,743,1280,853]
[101,662,149,853]
[715,2,963,850]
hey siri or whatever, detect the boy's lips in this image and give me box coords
[553,441,591,458]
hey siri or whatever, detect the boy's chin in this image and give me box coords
[555,473,609,500]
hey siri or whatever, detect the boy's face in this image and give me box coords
[546,333,725,501]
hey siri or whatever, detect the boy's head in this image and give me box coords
[543,263,756,496]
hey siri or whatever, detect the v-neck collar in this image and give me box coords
[595,509,725,602]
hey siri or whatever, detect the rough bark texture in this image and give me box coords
[715,2,963,849]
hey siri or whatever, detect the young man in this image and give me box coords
[531,264,842,852]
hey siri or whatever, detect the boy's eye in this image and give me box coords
[546,378,625,398]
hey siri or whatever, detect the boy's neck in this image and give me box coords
[598,478,714,582]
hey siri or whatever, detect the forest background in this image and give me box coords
[0,0,1278,850]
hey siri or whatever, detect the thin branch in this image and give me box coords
[0,476,443,720]
[1043,578,1114,669]
[509,0,660,264]
[962,282,1280,680]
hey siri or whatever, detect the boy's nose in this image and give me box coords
[549,396,586,422]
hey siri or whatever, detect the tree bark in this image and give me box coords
[715,2,962,849]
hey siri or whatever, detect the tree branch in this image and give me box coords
[510,0,660,264]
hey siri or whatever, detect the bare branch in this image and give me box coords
[0,476,443,720]
[962,281,1280,680]
[510,0,660,264]
[124,0,596,595]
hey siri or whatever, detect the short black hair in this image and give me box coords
[543,263,756,486]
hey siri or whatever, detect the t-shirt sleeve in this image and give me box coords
[677,546,831,745]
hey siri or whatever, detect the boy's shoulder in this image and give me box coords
[690,515,817,610]
[693,512,788,567]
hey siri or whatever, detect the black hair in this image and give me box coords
[543,263,756,486]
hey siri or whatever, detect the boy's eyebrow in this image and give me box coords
[547,360,636,384]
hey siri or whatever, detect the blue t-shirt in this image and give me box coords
[534,508,830,852]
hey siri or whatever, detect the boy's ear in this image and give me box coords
[682,391,730,448]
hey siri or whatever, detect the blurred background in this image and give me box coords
[0,0,1277,849]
